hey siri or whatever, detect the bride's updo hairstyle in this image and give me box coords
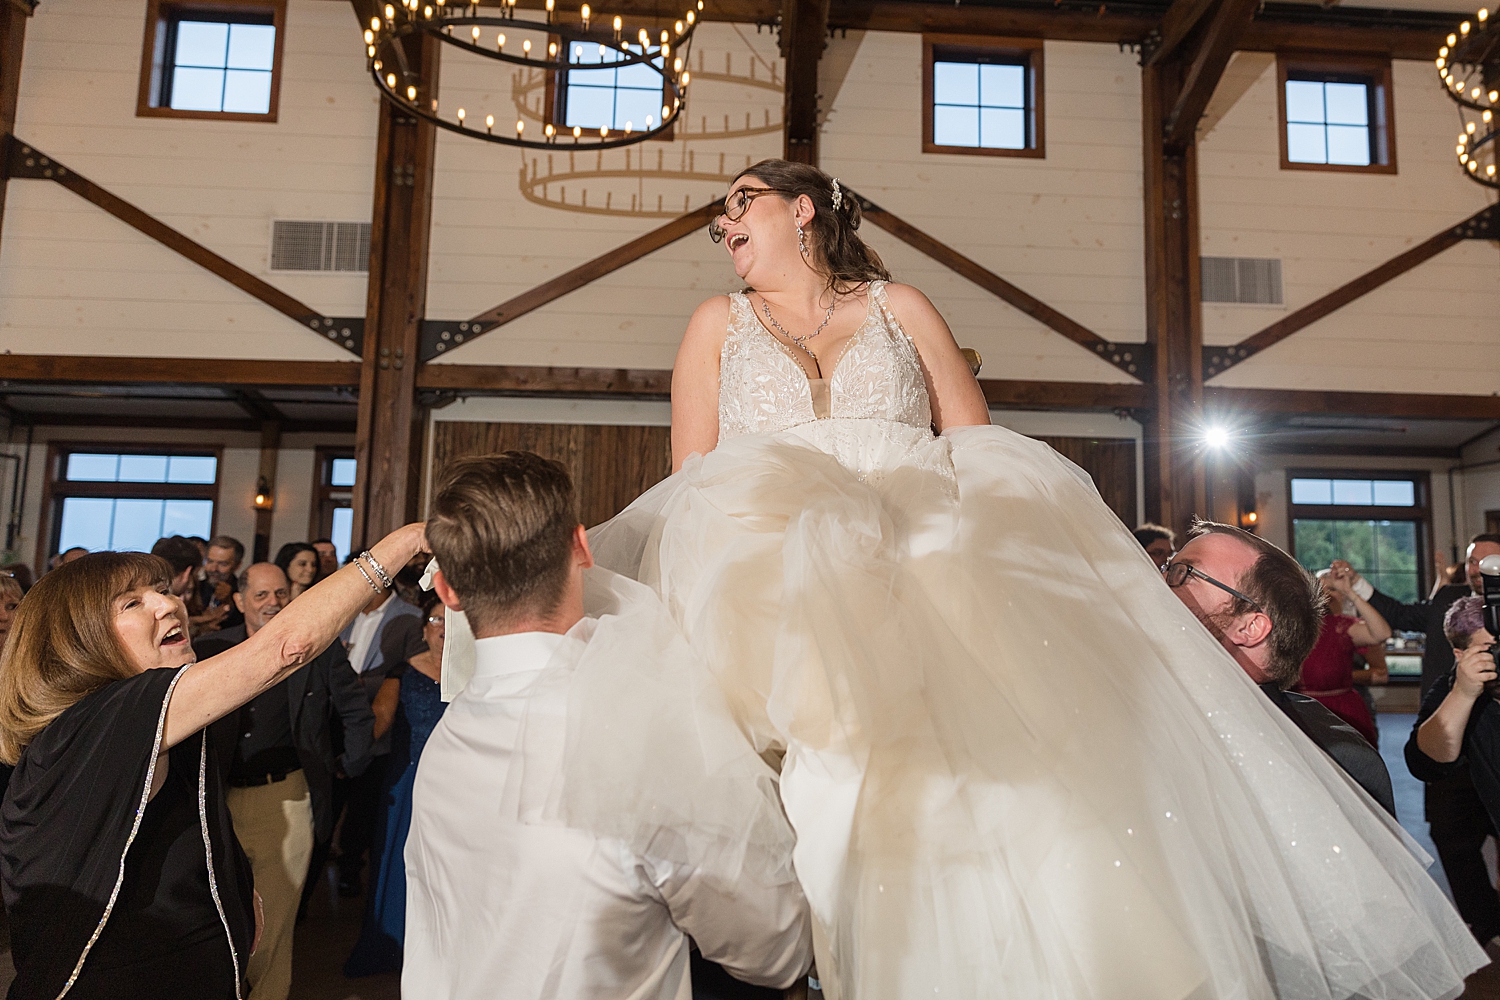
[734,159,891,293]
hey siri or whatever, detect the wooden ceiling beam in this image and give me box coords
[781,0,831,163]
[1144,0,1216,67]
[1162,0,1259,151]
[0,355,362,386]
[1206,386,1500,421]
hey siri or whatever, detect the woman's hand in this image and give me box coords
[1453,640,1498,701]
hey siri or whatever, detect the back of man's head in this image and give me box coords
[1189,520,1324,686]
[151,535,202,576]
[1133,524,1175,549]
[426,452,579,634]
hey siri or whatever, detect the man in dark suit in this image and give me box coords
[1168,521,1396,815]
[1339,532,1500,947]
[333,587,425,896]
[197,563,376,1000]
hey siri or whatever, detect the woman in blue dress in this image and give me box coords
[345,592,446,977]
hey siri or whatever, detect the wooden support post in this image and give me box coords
[0,0,30,250]
[352,32,439,548]
[780,0,829,164]
[1141,50,1206,539]
[253,421,281,564]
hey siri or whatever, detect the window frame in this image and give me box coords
[309,447,355,552]
[922,33,1044,159]
[545,33,676,141]
[39,443,224,568]
[1276,52,1396,176]
[136,0,287,123]
[1284,468,1430,601]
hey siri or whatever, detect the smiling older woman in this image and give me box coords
[0,523,426,1000]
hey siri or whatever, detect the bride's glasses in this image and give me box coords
[1163,560,1270,622]
[708,187,792,243]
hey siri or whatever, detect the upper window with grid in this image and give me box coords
[561,43,666,134]
[138,1,285,122]
[923,36,1043,158]
[1278,56,1394,174]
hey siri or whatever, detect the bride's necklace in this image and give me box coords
[761,295,836,361]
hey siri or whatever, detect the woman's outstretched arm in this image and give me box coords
[672,296,731,472]
[163,522,427,749]
[882,284,990,432]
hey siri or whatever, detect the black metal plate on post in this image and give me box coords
[1454,203,1500,240]
[304,317,364,358]
[1203,343,1256,381]
[1091,341,1155,383]
[420,319,498,363]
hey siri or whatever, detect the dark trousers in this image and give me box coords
[1428,771,1500,943]
[690,952,785,1000]
[337,754,389,881]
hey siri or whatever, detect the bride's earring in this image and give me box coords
[797,223,809,258]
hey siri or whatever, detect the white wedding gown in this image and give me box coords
[559,282,1484,999]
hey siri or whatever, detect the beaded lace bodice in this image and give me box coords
[718,281,932,441]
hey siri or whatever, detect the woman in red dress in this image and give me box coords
[1295,568,1393,746]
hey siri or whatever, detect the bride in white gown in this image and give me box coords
[558,160,1485,999]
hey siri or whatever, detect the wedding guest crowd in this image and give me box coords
[6,482,1497,998]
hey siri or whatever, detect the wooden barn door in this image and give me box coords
[430,422,1137,531]
[430,422,672,528]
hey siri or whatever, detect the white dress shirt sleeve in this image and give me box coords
[637,853,813,989]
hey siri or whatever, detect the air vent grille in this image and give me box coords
[1201,256,1283,305]
[270,221,370,273]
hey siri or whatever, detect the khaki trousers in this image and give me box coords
[228,769,314,1000]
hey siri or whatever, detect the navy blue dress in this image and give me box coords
[344,662,446,977]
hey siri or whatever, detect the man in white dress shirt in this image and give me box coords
[404,452,813,1000]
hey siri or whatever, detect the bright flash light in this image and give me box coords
[1203,425,1233,450]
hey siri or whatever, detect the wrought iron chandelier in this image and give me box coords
[364,0,702,149]
[1438,7,1500,188]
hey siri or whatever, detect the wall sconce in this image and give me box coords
[253,477,275,511]
[1239,510,1259,530]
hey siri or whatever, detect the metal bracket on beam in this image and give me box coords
[1090,341,1154,382]
[1203,343,1256,381]
[1453,203,1500,240]
[305,316,365,357]
[420,319,499,362]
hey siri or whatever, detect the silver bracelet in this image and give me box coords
[354,559,384,594]
[360,549,394,590]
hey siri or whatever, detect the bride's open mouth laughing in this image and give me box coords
[727,233,749,253]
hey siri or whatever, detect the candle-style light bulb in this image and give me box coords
[406,84,417,99]
[639,27,649,45]
[613,14,622,37]
[600,126,608,136]
[523,38,532,54]
[374,59,382,70]
[582,3,591,27]
[368,45,376,56]
[625,120,633,132]
[498,32,505,48]
[424,5,433,16]
[646,114,654,127]
[386,72,397,86]
[686,10,695,23]
[681,70,690,85]
[675,19,684,32]
[662,41,669,56]
[673,57,682,72]
[545,123,555,137]
[573,125,582,137]
[1462,20,1472,33]
[549,41,558,57]
[486,114,494,132]
[457,107,466,123]
[517,119,526,135]
[1483,7,1491,19]
[547,0,555,12]
[364,29,374,43]
[1449,32,1458,44]
[471,25,481,40]
[661,29,668,42]
[371,16,381,30]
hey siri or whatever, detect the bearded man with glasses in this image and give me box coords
[1167,520,1396,816]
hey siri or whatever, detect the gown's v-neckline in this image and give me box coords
[744,285,880,388]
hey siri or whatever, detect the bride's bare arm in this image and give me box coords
[671,296,731,471]
[882,284,990,431]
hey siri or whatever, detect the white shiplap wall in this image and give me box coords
[1198,55,1500,395]
[0,0,376,361]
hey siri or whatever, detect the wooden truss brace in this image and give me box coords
[419,201,723,361]
[422,189,1147,380]
[1161,0,1259,152]
[850,188,1149,381]
[0,136,365,357]
[1203,203,1500,380]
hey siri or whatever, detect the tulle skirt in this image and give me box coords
[582,418,1484,1000]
